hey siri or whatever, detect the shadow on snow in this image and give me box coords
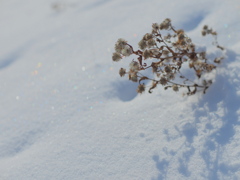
[152,49,240,179]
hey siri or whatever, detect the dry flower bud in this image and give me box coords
[115,38,127,53]
[152,29,158,34]
[143,49,151,59]
[121,46,132,56]
[147,38,156,48]
[138,39,147,50]
[176,29,184,35]
[137,84,145,94]
[178,33,185,40]
[112,52,122,62]
[119,68,126,77]
[152,23,160,31]
[180,40,187,46]
[159,18,171,30]
[129,61,140,71]
[116,38,127,47]
[203,25,208,30]
[128,71,138,82]
[172,85,179,92]
[143,33,153,40]
[164,66,172,73]
[159,77,168,85]
[164,18,171,25]
[159,23,165,30]
[150,49,160,55]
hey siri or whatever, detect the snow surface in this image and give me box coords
[0,0,240,179]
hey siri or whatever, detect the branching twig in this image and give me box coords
[112,18,225,95]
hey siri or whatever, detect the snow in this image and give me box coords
[0,0,240,179]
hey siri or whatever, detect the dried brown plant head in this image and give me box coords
[112,18,225,96]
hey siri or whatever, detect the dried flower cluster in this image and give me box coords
[112,18,225,95]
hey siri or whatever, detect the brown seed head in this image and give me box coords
[143,49,151,59]
[137,84,145,94]
[138,39,147,50]
[172,85,179,92]
[203,25,208,30]
[143,33,153,40]
[119,68,126,77]
[147,38,156,48]
[112,52,122,62]
[164,66,172,73]
[159,77,168,85]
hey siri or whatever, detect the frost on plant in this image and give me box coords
[112,18,225,95]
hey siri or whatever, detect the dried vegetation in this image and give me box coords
[112,18,225,95]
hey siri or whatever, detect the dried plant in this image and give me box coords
[112,18,225,95]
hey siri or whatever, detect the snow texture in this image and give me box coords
[0,0,240,179]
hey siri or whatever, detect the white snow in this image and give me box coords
[0,0,240,179]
